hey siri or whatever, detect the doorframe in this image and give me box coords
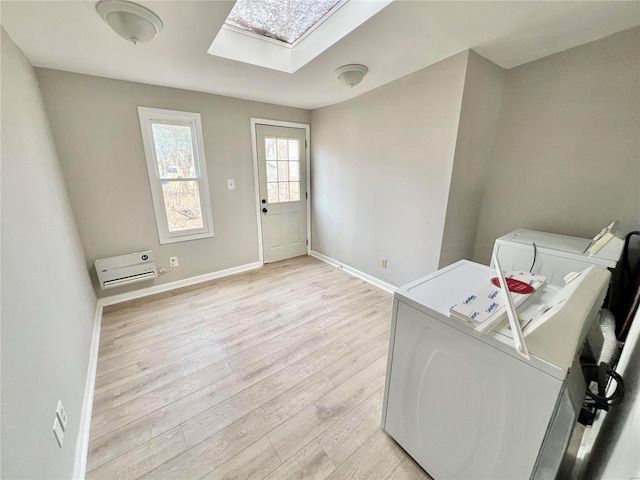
[250,118,311,265]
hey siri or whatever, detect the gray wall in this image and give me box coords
[1,29,97,479]
[35,69,310,298]
[473,27,640,264]
[439,51,505,268]
[310,52,469,286]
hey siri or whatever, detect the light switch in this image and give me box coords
[227,179,235,190]
[53,417,64,448]
[56,400,67,431]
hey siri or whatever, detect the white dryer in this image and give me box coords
[492,224,623,286]
[381,260,610,479]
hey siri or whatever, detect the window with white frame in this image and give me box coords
[138,107,214,244]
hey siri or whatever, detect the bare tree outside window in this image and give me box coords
[138,107,214,244]
[265,136,300,204]
[151,123,204,232]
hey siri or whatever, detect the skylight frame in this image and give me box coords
[221,23,295,49]
[208,0,393,73]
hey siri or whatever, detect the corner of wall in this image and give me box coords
[438,51,506,268]
[310,51,471,286]
[471,28,640,265]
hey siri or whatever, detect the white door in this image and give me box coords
[256,124,307,263]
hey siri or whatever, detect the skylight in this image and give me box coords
[225,0,343,45]
[209,0,393,73]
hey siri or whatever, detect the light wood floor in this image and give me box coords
[87,255,432,480]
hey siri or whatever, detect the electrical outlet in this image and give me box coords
[53,417,64,448]
[169,256,179,267]
[381,258,388,268]
[227,179,235,190]
[56,401,67,431]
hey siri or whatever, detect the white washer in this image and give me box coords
[381,260,610,480]
[492,228,623,286]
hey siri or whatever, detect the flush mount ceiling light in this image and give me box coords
[96,0,163,45]
[334,64,368,88]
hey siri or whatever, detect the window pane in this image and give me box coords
[278,182,290,202]
[278,161,289,181]
[264,136,304,204]
[161,180,204,232]
[266,161,278,182]
[267,182,278,203]
[152,123,196,179]
[288,140,299,160]
[290,181,300,201]
[277,139,288,160]
[289,161,300,181]
[265,138,277,160]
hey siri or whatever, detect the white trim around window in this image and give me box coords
[138,107,214,244]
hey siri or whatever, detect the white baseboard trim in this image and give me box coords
[99,261,263,306]
[73,300,103,480]
[309,250,397,294]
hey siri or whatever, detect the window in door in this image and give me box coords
[265,137,301,204]
[138,107,214,244]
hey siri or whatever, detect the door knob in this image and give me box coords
[262,207,268,213]
[261,199,266,204]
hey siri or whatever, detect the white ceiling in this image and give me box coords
[2,1,639,110]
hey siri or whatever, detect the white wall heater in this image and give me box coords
[95,251,157,289]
